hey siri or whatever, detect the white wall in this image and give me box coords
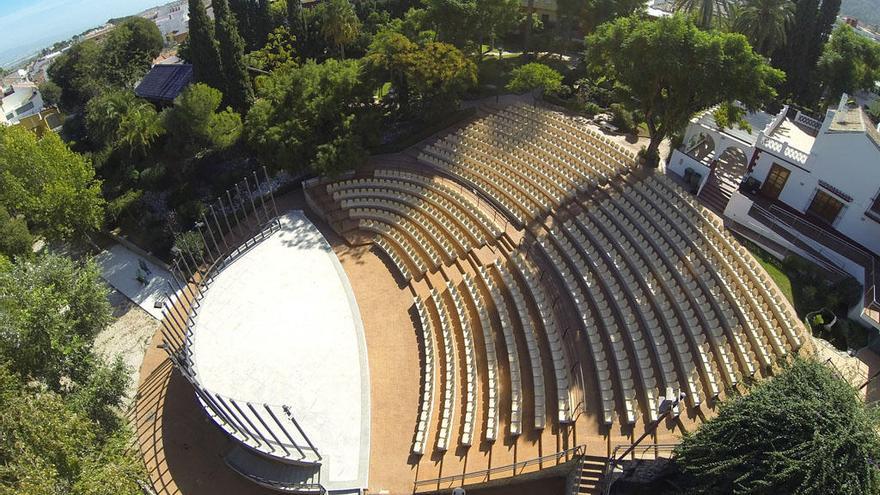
[747,132,880,255]
[667,149,711,191]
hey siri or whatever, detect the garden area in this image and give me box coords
[744,241,875,353]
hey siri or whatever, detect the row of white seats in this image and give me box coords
[479,264,524,436]
[551,222,659,422]
[446,282,478,446]
[375,237,412,282]
[336,186,476,255]
[638,179,794,363]
[430,289,458,452]
[373,169,503,238]
[597,198,722,400]
[459,120,588,192]
[444,132,566,207]
[536,236,617,425]
[350,208,443,268]
[486,111,624,181]
[622,186,764,379]
[452,122,586,195]
[651,175,803,351]
[510,252,573,423]
[496,260,547,430]
[359,219,429,277]
[423,143,546,218]
[419,151,532,226]
[412,298,436,455]
[611,190,741,386]
[344,197,459,261]
[507,103,635,166]
[579,209,702,405]
[462,273,500,442]
[329,175,493,247]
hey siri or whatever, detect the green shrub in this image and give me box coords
[610,103,635,133]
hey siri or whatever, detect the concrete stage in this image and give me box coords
[189,211,370,491]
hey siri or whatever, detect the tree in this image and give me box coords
[245,26,297,72]
[214,0,255,111]
[320,0,361,59]
[674,359,880,494]
[558,0,645,35]
[0,364,145,495]
[84,90,164,157]
[164,83,243,153]
[676,0,729,28]
[364,29,419,112]
[734,0,794,56]
[101,17,164,88]
[46,41,105,111]
[187,0,226,93]
[772,0,841,103]
[0,207,33,259]
[400,41,477,121]
[38,81,62,107]
[507,62,564,97]
[816,24,880,103]
[287,0,305,41]
[245,59,378,175]
[585,14,784,164]
[0,254,112,389]
[0,126,104,241]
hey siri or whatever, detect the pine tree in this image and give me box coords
[773,0,841,104]
[213,0,254,111]
[229,0,255,49]
[287,0,304,41]
[187,0,225,93]
[255,0,272,47]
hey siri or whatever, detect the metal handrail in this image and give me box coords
[602,444,679,495]
[413,445,585,491]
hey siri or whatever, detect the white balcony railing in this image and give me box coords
[795,111,823,132]
[757,134,810,166]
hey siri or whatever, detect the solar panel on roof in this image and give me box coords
[135,64,193,103]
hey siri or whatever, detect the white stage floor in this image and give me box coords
[190,211,370,491]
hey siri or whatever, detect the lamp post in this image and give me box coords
[609,391,686,470]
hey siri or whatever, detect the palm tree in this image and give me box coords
[733,0,794,56]
[321,0,360,60]
[676,0,729,29]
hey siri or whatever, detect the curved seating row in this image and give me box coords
[412,298,436,455]
[447,282,478,446]
[430,289,458,452]
[462,273,500,442]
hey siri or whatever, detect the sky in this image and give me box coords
[0,0,166,67]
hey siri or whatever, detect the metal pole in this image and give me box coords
[227,189,244,236]
[263,166,279,219]
[209,204,229,251]
[254,171,272,226]
[200,217,222,263]
[243,176,262,226]
[217,197,235,243]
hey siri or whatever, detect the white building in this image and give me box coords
[1,72,44,126]
[669,94,880,328]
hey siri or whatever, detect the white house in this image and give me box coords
[669,94,880,328]
[1,73,45,126]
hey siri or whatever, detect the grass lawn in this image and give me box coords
[755,255,795,304]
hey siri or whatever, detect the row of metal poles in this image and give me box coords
[156,167,322,462]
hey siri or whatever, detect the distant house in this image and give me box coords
[135,64,193,105]
[1,75,44,126]
[15,108,65,137]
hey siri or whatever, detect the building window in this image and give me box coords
[868,189,880,221]
[14,102,34,116]
[806,189,844,225]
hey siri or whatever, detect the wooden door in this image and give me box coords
[761,163,790,200]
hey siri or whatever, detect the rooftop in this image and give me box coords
[694,107,773,146]
[767,118,817,153]
[134,63,192,103]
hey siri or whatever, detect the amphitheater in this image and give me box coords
[141,102,811,495]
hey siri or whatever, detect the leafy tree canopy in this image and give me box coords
[585,14,783,163]
[245,58,378,175]
[0,126,104,241]
[506,62,564,95]
[320,0,362,59]
[0,206,33,260]
[424,0,519,51]
[816,24,880,104]
[0,363,144,495]
[85,90,165,158]
[164,83,243,153]
[245,26,298,72]
[557,0,645,34]
[674,359,880,494]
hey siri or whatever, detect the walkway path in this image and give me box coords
[94,243,176,320]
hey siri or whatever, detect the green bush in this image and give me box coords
[610,103,635,133]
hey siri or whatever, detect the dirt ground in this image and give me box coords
[94,289,160,404]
